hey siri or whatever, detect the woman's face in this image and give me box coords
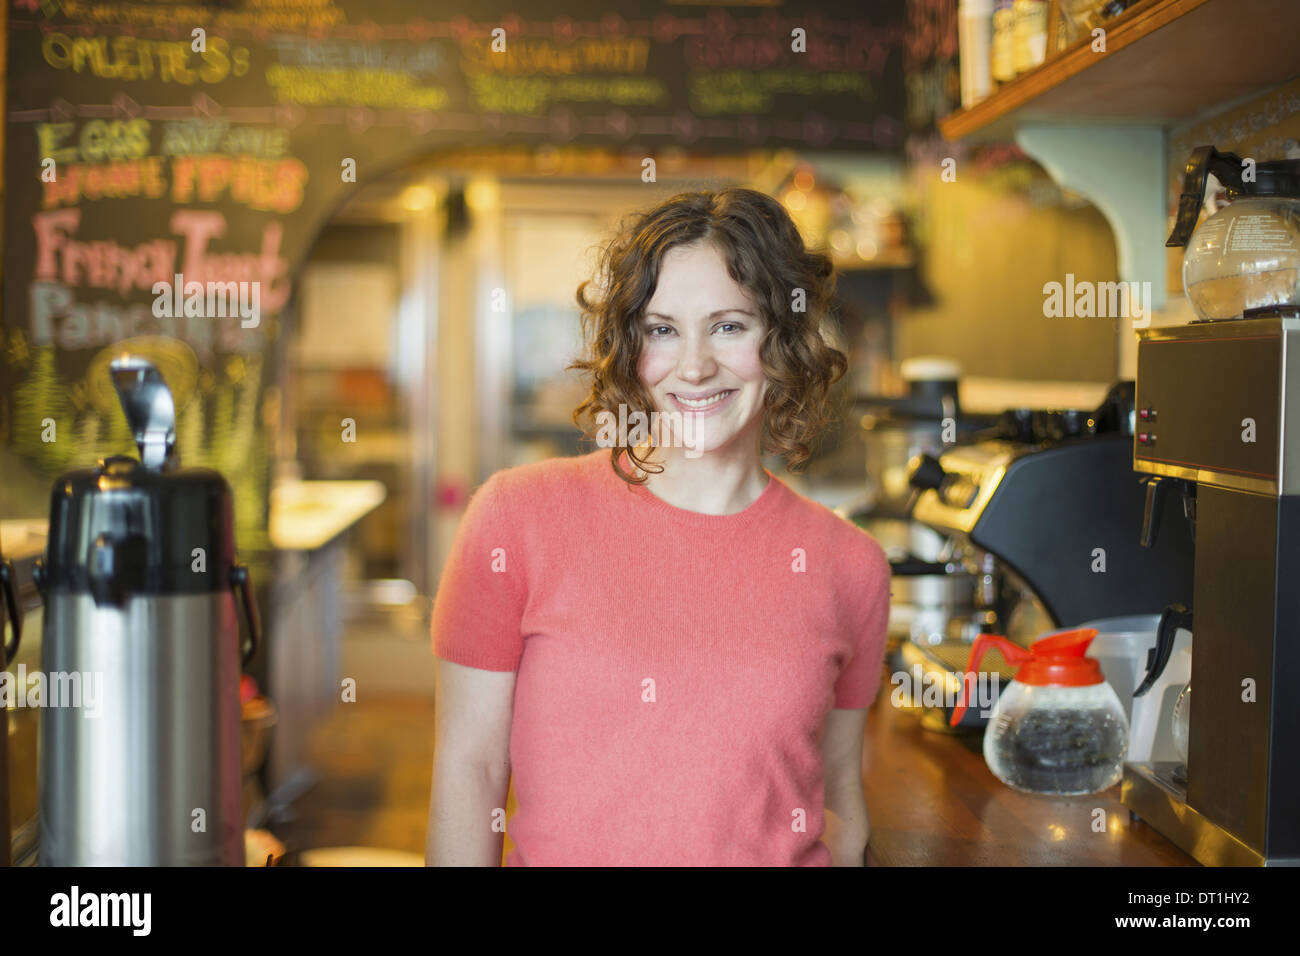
[637,241,767,458]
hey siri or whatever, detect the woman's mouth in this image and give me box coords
[669,389,736,414]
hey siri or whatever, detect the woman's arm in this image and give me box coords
[427,658,518,866]
[824,782,870,866]
[820,707,870,866]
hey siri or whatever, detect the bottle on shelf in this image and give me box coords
[1013,0,1049,75]
[958,0,995,108]
[991,0,1017,84]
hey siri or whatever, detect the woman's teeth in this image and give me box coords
[675,391,731,408]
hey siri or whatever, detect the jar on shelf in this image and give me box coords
[1012,0,1049,75]
[992,0,1017,83]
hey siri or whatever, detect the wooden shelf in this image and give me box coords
[939,0,1300,142]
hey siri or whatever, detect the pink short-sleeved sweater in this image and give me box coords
[431,449,891,866]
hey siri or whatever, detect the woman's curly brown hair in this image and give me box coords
[569,185,848,485]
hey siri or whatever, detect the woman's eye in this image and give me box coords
[717,323,743,333]
[647,326,672,337]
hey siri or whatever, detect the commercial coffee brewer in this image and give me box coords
[1121,145,1300,866]
[1127,316,1300,865]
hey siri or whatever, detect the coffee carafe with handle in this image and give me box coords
[950,629,1129,795]
[1166,145,1300,321]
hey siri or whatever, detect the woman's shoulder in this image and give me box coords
[776,481,889,573]
[475,450,607,511]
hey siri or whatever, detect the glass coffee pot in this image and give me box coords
[1166,145,1300,321]
[950,629,1129,796]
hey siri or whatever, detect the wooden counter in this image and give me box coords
[862,680,1197,867]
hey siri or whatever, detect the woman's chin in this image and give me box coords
[650,411,762,458]
[672,427,745,458]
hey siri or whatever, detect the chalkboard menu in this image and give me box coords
[2,0,906,562]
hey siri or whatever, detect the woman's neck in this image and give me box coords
[628,439,769,516]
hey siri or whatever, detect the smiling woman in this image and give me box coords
[569,187,847,489]
[427,185,891,867]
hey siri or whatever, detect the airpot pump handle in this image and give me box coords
[109,355,179,471]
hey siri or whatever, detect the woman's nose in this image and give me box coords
[676,336,717,380]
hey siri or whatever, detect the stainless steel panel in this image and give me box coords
[38,592,243,866]
[1134,316,1300,495]
[1122,763,1281,866]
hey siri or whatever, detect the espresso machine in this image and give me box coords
[902,382,1195,729]
[1120,145,1300,866]
[842,358,1003,656]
